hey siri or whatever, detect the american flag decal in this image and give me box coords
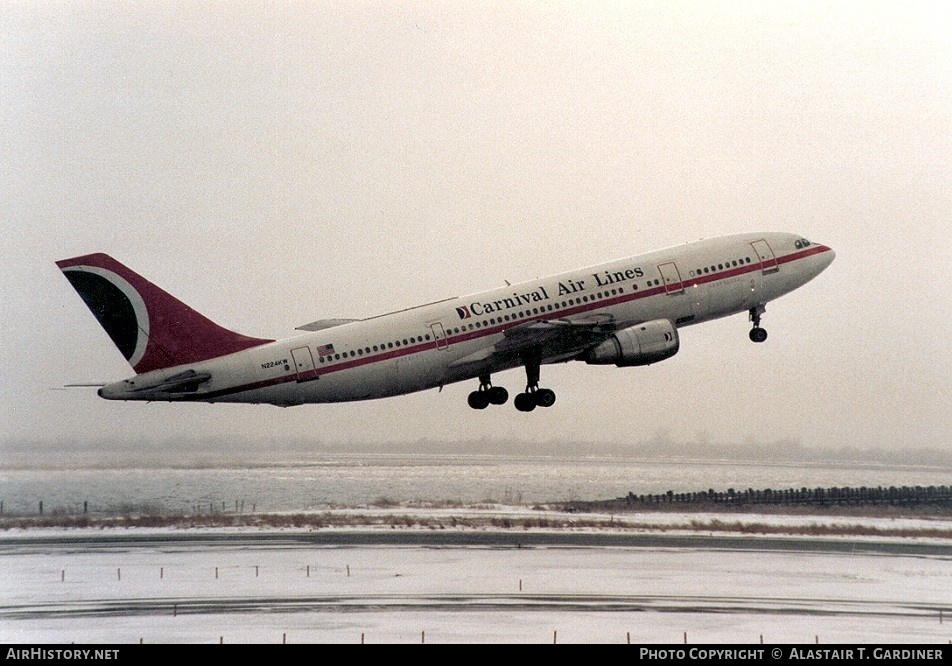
[456,306,471,320]
[316,343,335,356]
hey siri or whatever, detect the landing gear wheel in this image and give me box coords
[488,386,509,405]
[468,390,490,410]
[514,393,536,412]
[468,375,508,409]
[534,388,556,408]
[749,327,768,343]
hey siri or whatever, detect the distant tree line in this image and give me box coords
[621,485,952,507]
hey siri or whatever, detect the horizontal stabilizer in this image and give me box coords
[295,318,359,332]
[136,370,211,394]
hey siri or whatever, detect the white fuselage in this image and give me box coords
[99,232,834,405]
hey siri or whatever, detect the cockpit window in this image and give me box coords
[794,238,812,249]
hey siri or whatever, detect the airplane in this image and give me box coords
[57,232,834,412]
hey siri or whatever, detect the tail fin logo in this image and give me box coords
[57,253,274,373]
[60,264,150,369]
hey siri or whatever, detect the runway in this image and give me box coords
[5,529,952,554]
[2,529,950,643]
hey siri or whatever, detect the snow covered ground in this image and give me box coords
[1,508,950,644]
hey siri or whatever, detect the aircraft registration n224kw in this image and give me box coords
[58,232,834,412]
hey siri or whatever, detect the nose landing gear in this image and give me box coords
[749,305,768,343]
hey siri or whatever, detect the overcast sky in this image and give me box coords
[2,1,950,456]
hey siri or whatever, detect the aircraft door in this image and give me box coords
[657,262,685,295]
[750,240,779,275]
[429,322,449,350]
[291,346,319,382]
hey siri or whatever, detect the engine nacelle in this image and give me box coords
[584,319,679,367]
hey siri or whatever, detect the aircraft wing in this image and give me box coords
[449,314,616,370]
[502,313,617,361]
[500,313,614,345]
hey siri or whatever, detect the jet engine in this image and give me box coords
[584,319,679,367]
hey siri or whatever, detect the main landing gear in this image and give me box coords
[467,375,509,410]
[466,352,557,412]
[749,305,768,343]
[513,350,555,412]
[513,387,556,412]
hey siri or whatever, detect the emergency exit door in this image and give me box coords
[750,239,779,275]
[291,346,319,382]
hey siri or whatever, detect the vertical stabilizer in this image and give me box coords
[57,253,273,373]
